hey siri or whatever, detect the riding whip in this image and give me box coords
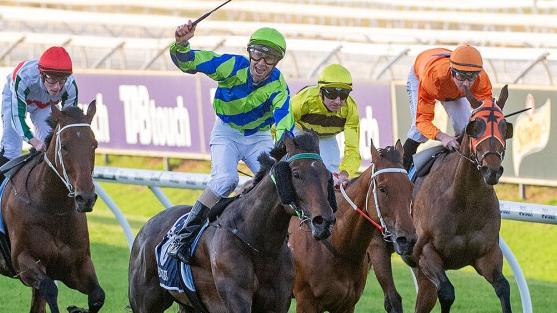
[504,107,532,118]
[192,0,232,26]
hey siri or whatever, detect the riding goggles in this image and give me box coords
[321,87,351,101]
[42,73,68,85]
[248,45,281,65]
[451,69,480,82]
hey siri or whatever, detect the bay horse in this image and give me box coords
[410,85,514,313]
[288,140,416,313]
[0,101,102,313]
[128,132,336,313]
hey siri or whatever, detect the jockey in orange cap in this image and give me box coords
[402,44,493,170]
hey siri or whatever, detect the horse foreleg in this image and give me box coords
[413,267,437,313]
[64,258,105,313]
[368,238,402,313]
[292,283,321,313]
[16,253,60,313]
[473,246,512,313]
[416,244,454,313]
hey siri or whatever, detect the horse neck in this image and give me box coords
[227,175,291,254]
[331,168,376,257]
[452,136,496,205]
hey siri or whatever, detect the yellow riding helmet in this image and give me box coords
[450,45,483,72]
[317,64,352,91]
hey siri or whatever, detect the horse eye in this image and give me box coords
[61,144,69,151]
[378,186,386,193]
[292,172,301,179]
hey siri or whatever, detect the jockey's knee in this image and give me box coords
[208,176,239,198]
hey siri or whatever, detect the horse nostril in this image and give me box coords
[396,236,408,247]
[312,215,324,225]
[75,194,84,204]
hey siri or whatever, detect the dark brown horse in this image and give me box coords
[128,132,336,313]
[0,101,102,313]
[409,86,514,313]
[288,140,416,313]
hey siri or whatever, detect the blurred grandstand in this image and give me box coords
[1,0,556,85]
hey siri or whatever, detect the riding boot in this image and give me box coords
[0,152,10,183]
[402,138,421,171]
[167,200,211,264]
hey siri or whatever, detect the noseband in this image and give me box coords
[43,123,92,197]
[340,163,408,241]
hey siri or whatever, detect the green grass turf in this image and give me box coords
[0,156,555,312]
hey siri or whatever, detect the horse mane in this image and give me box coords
[242,132,320,194]
[44,106,86,149]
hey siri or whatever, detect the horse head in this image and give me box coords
[464,85,513,185]
[369,140,416,256]
[273,132,336,240]
[47,100,98,212]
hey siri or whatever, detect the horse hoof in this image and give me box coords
[67,305,88,313]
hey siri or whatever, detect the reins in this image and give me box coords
[221,151,324,255]
[339,163,407,241]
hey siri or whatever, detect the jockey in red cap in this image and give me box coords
[0,46,78,178]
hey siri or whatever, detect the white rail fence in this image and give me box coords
[93,166,556,313]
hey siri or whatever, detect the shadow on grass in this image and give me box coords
[1,243,555,313]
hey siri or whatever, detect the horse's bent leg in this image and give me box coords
[368,239,402,313]
[16,254,60,313]
[413,267,437,313]
[473,246,512,313]
[416,244,454,313]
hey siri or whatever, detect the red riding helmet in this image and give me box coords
[38,46,73,75]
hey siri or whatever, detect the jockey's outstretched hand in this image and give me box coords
[175,20,196,45]
[29,137,46,152]
[437,132,460,151]
[333,171,349,189]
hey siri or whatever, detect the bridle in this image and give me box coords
[270,152,323,223]
[461,102,508,170]
[43,123,92,197]
[340,162,407,241]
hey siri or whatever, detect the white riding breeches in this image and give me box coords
[406,69,472,143]
[1,84,52,159]
[207,118,274,198]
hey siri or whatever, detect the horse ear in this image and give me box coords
[85,99,97,124]
[51,103,63,122]
[274,161,296,205]
[464,86,482,109]
[497,85,509,110]
[282,131,295,153]
[395,139,403,157]
[370,139,379,161]
[327,173,338,213]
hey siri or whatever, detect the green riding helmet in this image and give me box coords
[318,64,353,91]
[248,27,286,58]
